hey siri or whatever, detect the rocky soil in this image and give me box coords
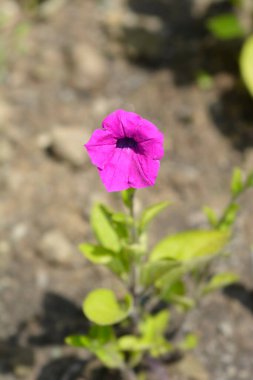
[0,0,253,379]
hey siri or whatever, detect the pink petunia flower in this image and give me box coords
[84,109,164,192]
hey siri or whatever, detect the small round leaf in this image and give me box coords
[83,289,132,326]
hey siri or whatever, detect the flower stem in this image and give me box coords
[123,189,141,330]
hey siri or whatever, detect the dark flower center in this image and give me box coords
[116,137,138,150]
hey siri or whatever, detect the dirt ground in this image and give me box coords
[0,0,253,379]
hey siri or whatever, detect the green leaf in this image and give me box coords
[202,272,239,294]
[138,201,171,232]
[206,13,244,40]
[231,167,244,196]
[79,243,131,276]
[240,35,253,97]
[167,294,195,311]
[83,289,133,325]
[179,333,198,351]
[161,279,185,300]
[66,328,123,369]
[203,206,218,227]
[89,325,115,344]
[91,203,121,251]
[65,335,90,348]
[95,344,124,369]
[196,71,213,91]
[246,171,253,187]
[79,243,114,264]
[140,259,180,287]
[119,312,172,359]
[150,229,230,262]
[118,336,149,351]
[140,310,170,341]
[218,202,240,229]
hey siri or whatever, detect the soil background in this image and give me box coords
[0,1,253,379]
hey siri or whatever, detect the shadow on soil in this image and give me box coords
[0,292,89,379]
[126,0,241,81]
[37,356,86,380]
[223,283,253,315]
[28,292,88,346]
[125,0,253,149]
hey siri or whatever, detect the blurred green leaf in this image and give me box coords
[246,171,253,187]
[89,325,115,343]
[83,289,133,326]
[79,243,114,264]
[203,206,218,227]
[240,35,253,97]
[138,201,171,233]
[179,333,198,351]
[202,272,239,294]
[218,202,239,229]
[140,310,170,341]
[206,13,244,40]
[150,229,230,262]
[231,167,244,196]
[91,203,121,251]
[196,71,213,91]
[167,294,195,311]
[140,259,180,287]
[155,266,186,292]
[95,344,124,369]
[65,335,90,348]
[119,312,172,359]
[79,243,131,277]
[118,335,149,351]
[161,279,185,298]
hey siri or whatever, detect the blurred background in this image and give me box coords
[0,0,253,379]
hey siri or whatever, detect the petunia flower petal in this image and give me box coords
[138,138,164,160]
[134,118,164,143]
[85,129,116,169]
[98,148,133,192]
[129,154,160,189]
[102,110,126,138]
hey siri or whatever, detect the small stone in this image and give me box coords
[36,269,49,289]
[38,230,75,265]
[218,321,233,338]
[69,43,108,90]
[37,133,52,150]
[226,366,237,378]
[11,223,28,241]
[49,127,89,167]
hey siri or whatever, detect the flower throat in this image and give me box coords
[116,137,138,150]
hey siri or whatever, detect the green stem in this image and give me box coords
[124,189,141,330]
